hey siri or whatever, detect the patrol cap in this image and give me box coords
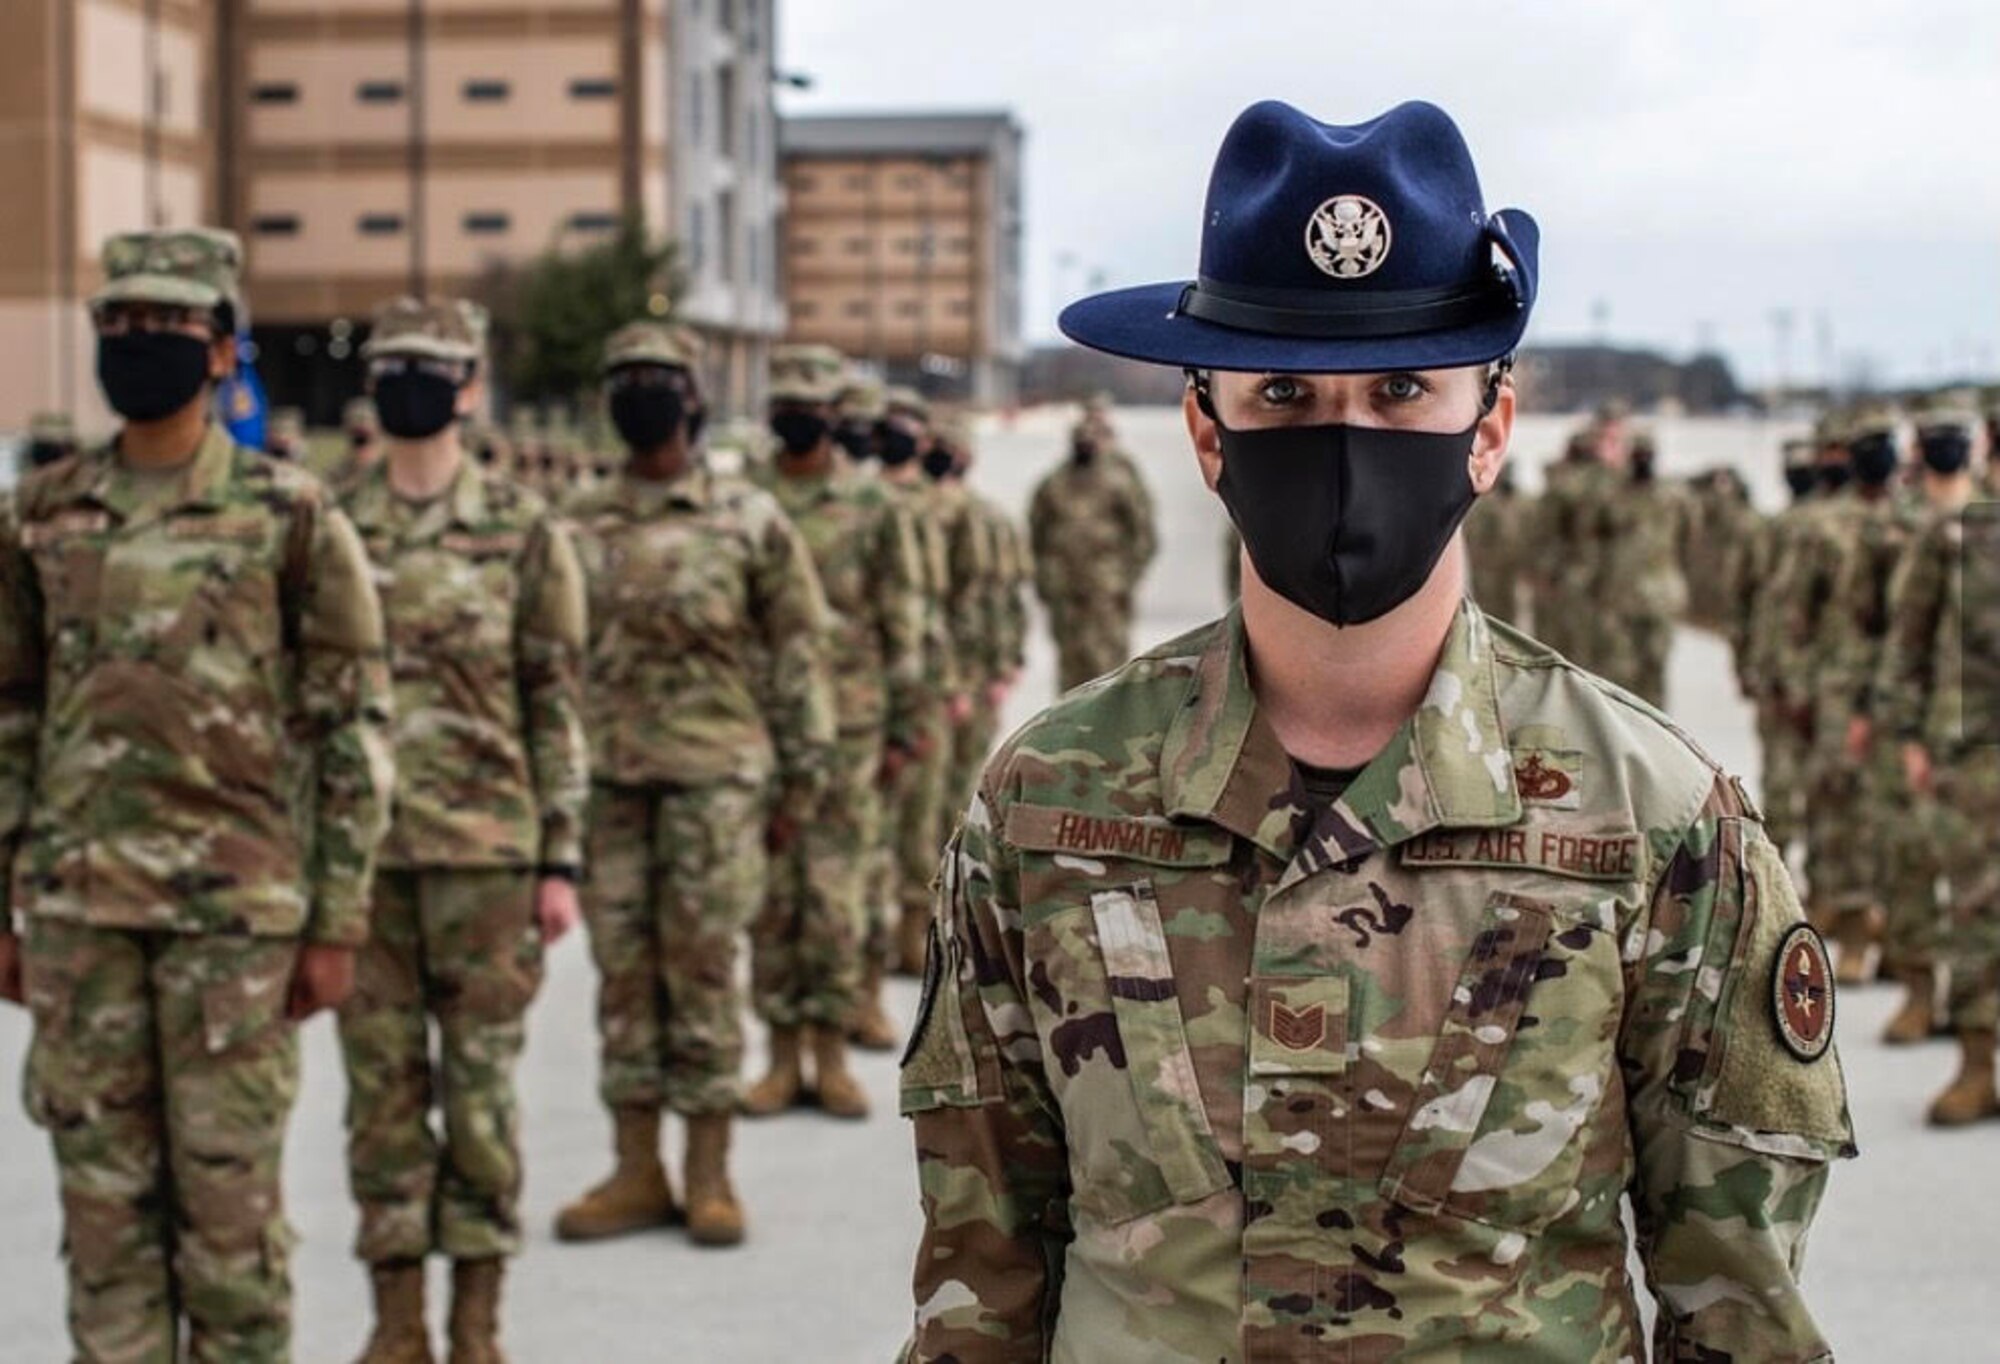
[363,296,488,365]
[768,343,847,403]
[91,228,246,328]
[1811,409,1852,448]
[1845,402,1901,443]
[268,407,306,443]
[836,375,888,422]
[602,320,705,375]
[28,411,77,445]
[343,396,380,433]
[1911,388,1983,438]
[884,386,931,423]
[1059,100,1537,374]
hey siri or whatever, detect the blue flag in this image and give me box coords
[218,330,269,450]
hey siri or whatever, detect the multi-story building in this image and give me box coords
[780,111,1024,405]
[1,0,219,434]
[230,0,784,421]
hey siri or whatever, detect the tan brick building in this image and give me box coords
[1,0,220,435]
[2,0,786,439]
[780,112,1024,404]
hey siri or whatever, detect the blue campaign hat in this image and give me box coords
[1059,99,1538,374]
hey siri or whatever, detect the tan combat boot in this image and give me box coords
[684,1113,747,1247]
[848,963,901,1052]
[446,1258,506,1364]
[353,1260,434,1364]
[811,1026,871,1120]
[1928,1029,2000,1127]
[741,1026,807,1116]
[1830,910,1875,986]
[1881,966,1938,1046]
[553,1106,680,1241]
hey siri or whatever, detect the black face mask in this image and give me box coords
[1072,441,1098,467]
[1849,434,1898,487]
[610,387,689,453]
[27,442,72,469]
[1214,416,1479,628]
[1632,453,1656,484]
[770,410,830,456]
[1784,466,1818,500]
[97,332,214,422]
[834,421,876,461]
[1919,430,1971,476]
[374,371,462,440]
[1816,463,1852,493]
[879,427,920,467]
[922,447,956,481]
[349,429,373,450]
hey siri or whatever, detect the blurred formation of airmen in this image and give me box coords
[746,344,923,1116]
[1028,402,1158,691]
[1874,392,1999,1123]
[1682,464,1756,632]
[0,228,393,1362]
[265,405,307,462]
[1459,463,1531,625]
[337,296,589,1362]
[555,321,834,1248]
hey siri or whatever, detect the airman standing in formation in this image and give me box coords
[1877,393,2000,1123]
[1459,462,1531,624]
[746,344,923,1111]
[266,405,308,462]
[1530,410,1626,665]
[1028,410,1158,690]
[873,389,969,977]
[23,411,82,471]
[1592,430,1691,705]
[336,297,589,1364]
[554,321,834,1248]
[903,98,1850,1362]
[0,228,394,1363]
[331,395,386,491]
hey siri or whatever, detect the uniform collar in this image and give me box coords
[86,422,237,522]
[346,454,490,530]
[620,464,711,511]
[1160,600,1520,877]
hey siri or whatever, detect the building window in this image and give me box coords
[717,189,737,281]
[463,80,510,102]
[844,300,870,318]
[716,65,737,158]
[843,173,869,191]
[357,213,404,235]
[793,300,818,318]
[897,237,919,254]
[569,211,618,233]
[948,299,972,316]
[569,78,616,99]
[251,214,300,236]
[791,172,817,193]
[689,202,707,271]
[688,69,705,145]
[463,212,510,235]
[845,237,868,255]
[948,236,972,254]
[896,173,920,190]
[357,80,404,103]
[250,82,298,105]
[896,300,920,317]
[791,237,817,255]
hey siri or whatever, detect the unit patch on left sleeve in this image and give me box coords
[1772,923,1835,1063]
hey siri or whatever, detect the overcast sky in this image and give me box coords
[778,0,2000,390]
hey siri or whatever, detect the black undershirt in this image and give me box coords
[1294,760,1364,811]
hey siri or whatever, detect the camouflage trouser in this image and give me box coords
[20,919,300,1364]
[1612,613,1672,709]
[752,729,880,1026]
[1754,698,1807,851]
[336,868,543,1264]
[1931,748,2000,1031]
[584,780,766,1114]
[889,706,955,926]
[1863,743,1943,975]
[1803,753,1871,922]
[1047,593,1134,692]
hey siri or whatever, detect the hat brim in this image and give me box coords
[90,275,225,313]
[768,385,841,404]
[362,338,480,364]
[1058,282,1530,374]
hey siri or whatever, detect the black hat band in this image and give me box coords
[1177,270,1521,341]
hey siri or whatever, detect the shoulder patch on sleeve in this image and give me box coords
[1772,923,1835,1062]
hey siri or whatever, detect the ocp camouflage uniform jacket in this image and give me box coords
[932,479,995,689]
[1876,499,1979,752]
[0,425,393,945]
[979,497,1030,682]
[887,478,962,704]
[342,461,588,869]
[566,468,835,799]
[1027,456,1156,606]
[771,468,927,746]
[1743,493,1838,704]
[1821,490,1925,734]
[903,601,1853,1363]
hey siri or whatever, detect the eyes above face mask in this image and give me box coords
[96,332,215,422]
[1213,414,1480,628]
[609,386,689,453]
[373,369,463,440]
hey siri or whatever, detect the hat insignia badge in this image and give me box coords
[1306,195,1391,280]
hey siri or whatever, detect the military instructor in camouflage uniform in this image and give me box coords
[0,230,393,1363]
[337,298,590,1362]
[900,101,1852,1362]
[555,322,834,1247]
